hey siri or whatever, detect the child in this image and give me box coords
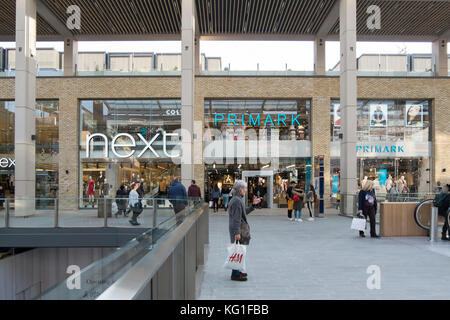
[292,184,305,222]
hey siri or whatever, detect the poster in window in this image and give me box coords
[370,103,387,127]
[405,103,423,127]
[333,103,341,127]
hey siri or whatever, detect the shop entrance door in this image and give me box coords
[242,170,273,208]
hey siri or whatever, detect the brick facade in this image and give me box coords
[0,76,449,209]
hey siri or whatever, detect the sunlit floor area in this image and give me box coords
[198,213,450,300]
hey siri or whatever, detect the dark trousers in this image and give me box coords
[362,206,377,236]
[287,210,292,218]
[307,201,313,217]
[442,215,449,238]
[212,198,219,211]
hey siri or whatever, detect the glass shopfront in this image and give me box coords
[330,99,432,194]
[79,99,181,208]
[204,99,312,207]
[0,100,59,208]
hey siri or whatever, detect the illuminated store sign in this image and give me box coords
[0,157,15,168]
[214,113,302,126]
[357,145,405,153]
[85,130,180,159]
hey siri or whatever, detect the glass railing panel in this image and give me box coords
[0,199,5,228]
[8,198,55,228]
[37,198,204,299]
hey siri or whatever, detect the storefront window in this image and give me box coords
[0,100,59,208]
[79,99,181,208]
[330,99,432,194]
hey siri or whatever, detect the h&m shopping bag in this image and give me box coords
[224,242,247,272]
[351,216,366,231]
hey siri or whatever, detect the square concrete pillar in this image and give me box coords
[432,39,448,77]
[339,0,358,216]
[63,38,78,76]
[15,0,37,217]
[314,37,326,75]
[181,0,196,189]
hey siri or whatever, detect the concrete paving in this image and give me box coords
[197,213,450,300]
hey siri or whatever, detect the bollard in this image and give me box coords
[153,198,158,228]
[430,206,438,242]
[54,198,59,228]
[5,198,10,228]
[104,198,108,227]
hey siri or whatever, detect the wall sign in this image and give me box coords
[0,157,15,168]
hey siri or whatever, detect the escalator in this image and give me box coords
[414,198,449,232]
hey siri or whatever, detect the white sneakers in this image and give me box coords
[295,218,303,222]
[307,217,314,221]
[289,217,294,221]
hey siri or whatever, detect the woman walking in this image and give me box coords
[292,184,305,222]
[210,184,221,212]
[357,180,379,238]
[228,180,261,281]
[221,185,230,211]
[306,185,316,221]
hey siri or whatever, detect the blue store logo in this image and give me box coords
[356,145,405,153]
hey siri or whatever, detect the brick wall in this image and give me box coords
[0,76,449,209]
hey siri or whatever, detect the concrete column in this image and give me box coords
[181,0,195,189]
[314,37,326,75]
[339,0,357,216]
[432,39,448,77]
[194,36,201,75]
[63,38,78,76]
[14,0,37,216]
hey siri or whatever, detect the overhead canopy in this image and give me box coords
[0,0,449,41]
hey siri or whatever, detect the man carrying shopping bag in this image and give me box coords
[227,180,261,282]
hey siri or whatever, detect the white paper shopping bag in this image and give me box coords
[224,242,247,272]
[351,217,366,231]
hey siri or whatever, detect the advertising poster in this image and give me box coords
[332,174,339,197]
[370,103,387,127]
[333,103,341,127]
[405,102,423,127]
[377,169,387,186]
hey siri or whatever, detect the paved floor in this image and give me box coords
[197,213,450,300]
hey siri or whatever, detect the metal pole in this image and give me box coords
[54,198,58,228]
[5,198,10,228]
[104,197,108,227]
[430,206,438,242]
[153,198,157,228]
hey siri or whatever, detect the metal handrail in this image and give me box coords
[413,199,434,231]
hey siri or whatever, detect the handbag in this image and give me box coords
[224,241,247,272]
[351,215,366,231]
[240,220,251,245]
[293,195,300,202]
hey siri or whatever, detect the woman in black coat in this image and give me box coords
[357,180,379,238]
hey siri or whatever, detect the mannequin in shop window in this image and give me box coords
[87,176,95,207]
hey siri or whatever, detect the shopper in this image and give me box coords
[228,180,261,281]
[187,180,202,204]
[357,180,379,238]
[129,182,143,226]
[286,181,295,221]
[168,177,188,216]
[221,185,231,211]
[306,185,316,221]
[0,185,5,209]
[254,180,266,209]
[210,184,221,212]
[435,181,443,194]
[436,184,450,240]
[292,184,305,222]
[115,185,128,217]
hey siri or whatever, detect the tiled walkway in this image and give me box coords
[197,213,450,299]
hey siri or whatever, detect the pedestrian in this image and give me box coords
[128,182,143,226]
[115,185,128,217]
[286,181,296,221]
[306,185,316,221]
[435,181,443,194]
[187,180,202,204]
[435,184,450,240]
[357,180,379,238]
[292,184,305,222]
[210,184,221,212]
[228,180,261,282]
[0,185,5,209]
[168,177,188,217]
[254,180,266,209]
[221,185,231,210]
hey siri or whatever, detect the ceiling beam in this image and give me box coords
[437,27,450,40]
[36,0,73,38]
[316,0,340,37]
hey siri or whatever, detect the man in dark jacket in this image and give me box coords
[0,185,5,208]
[168,177,188,215]
[437,185,450,240]
[115,185,128,217]
[187,180,202,203]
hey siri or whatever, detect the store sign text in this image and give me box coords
[0,157,15,168]
[214,113,301,126]
[85,131,180,159]
[357,145,405,153]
